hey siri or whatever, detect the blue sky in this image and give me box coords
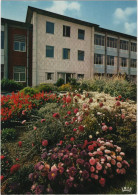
[1,1,137,36]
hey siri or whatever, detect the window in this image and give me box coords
[94,34,105,46]
[1,64,4,79]
[14,34,26,52]
[46,72,54,80]
[107,55,114,66]
[107,37,117,48]
[131,42,137,52]
[46,46,54,58]
[130,59,137,68]
[78,50,84,61]
[14,66,26,82]
[77,74,84,79]
[46,21,54,34]
[120,40,128,50]
[78,29,85,40]
[63,48,70,59]
[94,54,104,65]
[121,58,127,67]
[63,25,70,37]
[1,31,4,49]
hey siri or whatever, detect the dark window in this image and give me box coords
[77,74,84,79]
[130,59,136,68]
[94,54,103,64]
[78,29,85,40]
[120,40,128,50]
[94,34,105,46]
[46,21,54,34]
[14,66,26,82]
[121,58,127,67]
[107,37,117,48]
[63,25,70,37]
[131,42,137,52]
[14,34,26,52]
[1,31,4,49]
[78,50,84,61]
[107,55,114,66]
[46,46,54,58]
[63,48,70,59]
[46,72,54,80]
[1,64,4,79]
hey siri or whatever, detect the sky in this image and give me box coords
[1,0,137,36]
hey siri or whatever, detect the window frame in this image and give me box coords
[120,40,128,50]
[78,50,85,61]
[121,58,127,67]
[13,66,26,82]
[46,72,54,80]
[46,21,54,34]
[77,74,84,79]
[130,59,137,68]
[107,37,117,48]
[94,34,105,46]
[131,42,137,52]
[63,48,70,60]
[78,29,85,40]
[94,54,104,65]
[63,25,70,37]
[14,41,26,52]
[107,55,114,66]
[46,45,54,58]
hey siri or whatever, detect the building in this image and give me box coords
[1,18,33,86]
[1,6,137,86]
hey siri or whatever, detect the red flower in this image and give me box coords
[73,128,77,132]
[18,141,22,147]
[74,108,79,114]
[78,125,84,132]
[88,145,94,151]
[10,164,20,174]
[1,175,4,181]
[99,178,106,187]
[60,140,63,145]
[1,155,5,160]
[99,102,103,107]
[16,158,19,161]
[118,95,122,99]
[42,140,48,147]
[67,111,71,115]
[66,96,72,103]
[53,113,60,118]
[70,137,75,141]
[116,101,121,106]
[89,98,93,103]
[41,119,46,123]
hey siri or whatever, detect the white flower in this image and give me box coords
[96,131,99,135]
[89,135,93,139]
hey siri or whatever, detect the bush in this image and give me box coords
[58,83,72,91]
[2,128,17,142]
[55,78,64,87]
[36,83,57,93]
[20,87,39,97]
[1,79,24,92]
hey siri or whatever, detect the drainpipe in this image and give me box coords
[128,39,131,78]
[27,28,29,86]
[104,32,107,76]
[4,23,8,79]
[117,36,120,75]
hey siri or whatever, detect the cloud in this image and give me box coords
[113,7,136,24]
[46,1,81,15]
[124,22,137,35]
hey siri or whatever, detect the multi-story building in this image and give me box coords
[1,18,33,86]
[1,6,137,86]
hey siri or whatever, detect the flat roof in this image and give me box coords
[26,6,137,41]
[1,18,33,28]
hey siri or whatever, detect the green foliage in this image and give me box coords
[20,87,39,96]
[55,78,64,87]
[58,83,72,91]
[36,83,57,92]
[69,78,78,86]
[1,79,24,92]
[2,128,17,142]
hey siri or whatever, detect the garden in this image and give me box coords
[1,76,137,194]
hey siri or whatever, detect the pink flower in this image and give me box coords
[116,101,121,106]
[94,175,98,180]
[99,178,106,187]
[99,102,103,107]
[41,119,46,123]
[121,114,125,119]
[103,169,107,174]
[89,98,93,103]
[33,126,37,130]
[102,123,105,126]
[111,159,116,165]
[53,113,60,118]
[73,128,77,132]
[90,166,95,172]
[65,121,69,126]
[51,164,58,172]
[120,152,125,156]
[22,120,26,124]
[78,125,84,131]
[117,162,122,168]
[120,168,126,174]
[106,163,111,168]
[42,140,48,147]
[66,96,72,103]
[89,158,96,165]
[104,150,111,154]
[116,169,120,174]
[22,110,27,115]
[67,111,71,115]
[70,137,75,142]
[78,116,83,122]
[109,126,113,131]
[106,156,111,161]
[122,160,130,167]
[18,141,22,147]
[74,108,79,114]
[62,105,66,108]
[102,125,108,131]
[96,163,102,170]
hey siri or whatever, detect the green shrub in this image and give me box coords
[58,83,72,91]
[55,78,64,87]
[36,83,57,92]
[69,78,78,86]
[20,87,39,96]
[1,79,24,92]
[2,128,17,142]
